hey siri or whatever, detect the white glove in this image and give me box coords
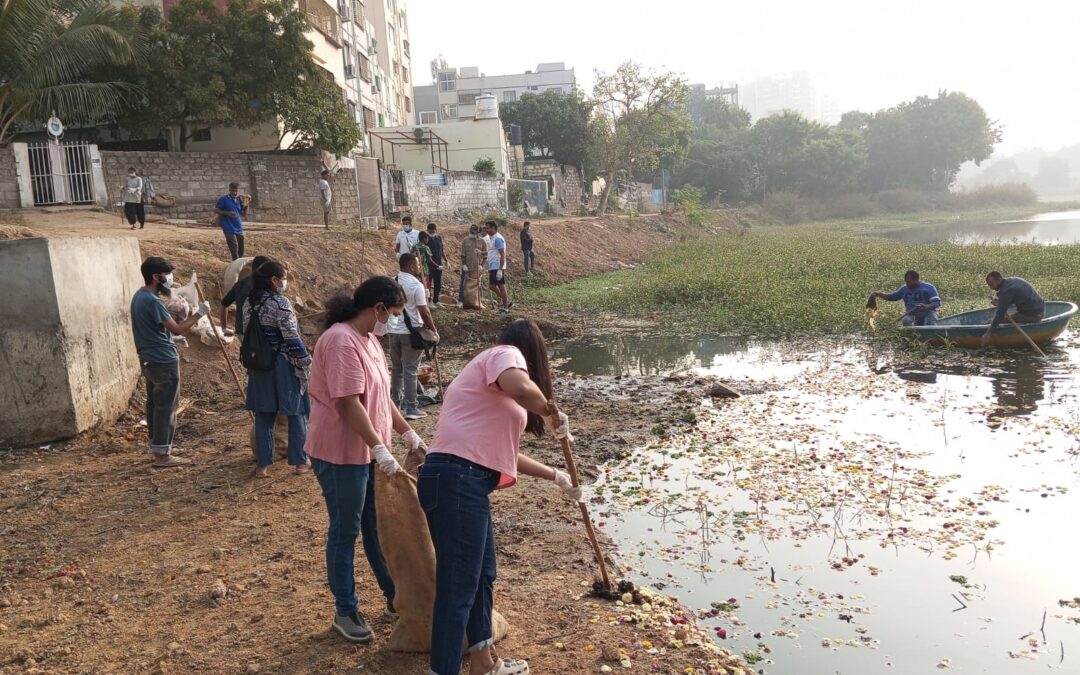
[196,301,211,317]
[553,468,585,502]
[496,269,504,282]
[371,444,402,475]
[462,264,468,272]
[545,412,572,442]
[402,429,428,454]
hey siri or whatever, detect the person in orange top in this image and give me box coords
[418,319,580,675]
[305,276,429,645]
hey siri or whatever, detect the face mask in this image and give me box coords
[159,273,174,289]
[278,279,288,293]
[373,305,390,336]
[404,224,412,232]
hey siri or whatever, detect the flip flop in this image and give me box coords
[151,455,190,469]
[487,658,529,675]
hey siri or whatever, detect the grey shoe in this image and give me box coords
[384,598,398,618]
[332,612,373,644]
[405,408,427,420]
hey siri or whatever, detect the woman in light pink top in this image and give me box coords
[419,319,580,675]
[305,276,430,645]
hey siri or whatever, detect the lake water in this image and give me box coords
[557,331,1080,674]
[884,210,1080,245]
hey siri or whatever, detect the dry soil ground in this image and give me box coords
[0,209,745,674]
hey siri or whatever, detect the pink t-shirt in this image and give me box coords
[305,323,393,465]
[430,345,529,489]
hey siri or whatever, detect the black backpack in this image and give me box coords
[240,295,277,371]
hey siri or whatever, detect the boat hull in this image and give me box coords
[901,301,1077,348]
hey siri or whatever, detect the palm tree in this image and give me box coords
[0,0,141,145]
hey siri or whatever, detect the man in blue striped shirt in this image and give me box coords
[872,270,941,326]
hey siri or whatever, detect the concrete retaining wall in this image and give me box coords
[0,147,21,209]
[523,159,584,214]
[394,170,505,217]
[0,236,143,447]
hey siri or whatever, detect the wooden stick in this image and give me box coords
[896,306,919,325]
[194,280,254,423]
[433,347,445,399]
[559,436,612,590]
[1006,315,1047,358]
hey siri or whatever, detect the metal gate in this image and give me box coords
[27,141,96,206]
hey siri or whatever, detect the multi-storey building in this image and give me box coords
[739,71,824,124]
[413,62,576,125]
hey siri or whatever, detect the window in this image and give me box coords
[528,85,539,91]
[374,74,381,91]
[502,90,517,103]
[402,39,410,58]
[401,67,408,84]
[458,91,478,105]
[337,0,349,20]
[419,111,437,124]
[363,106,375,130]
[404,96,411,113]
[353,0,365,24]
[358,53,371,81]
[347,100,357,121]
[342,40,354,78]
[369,37,377,55]
[438,71,456,92]
[191,127,211,142]
[388,23,396,47]
[441,104,458,119]
[378,112,385,127]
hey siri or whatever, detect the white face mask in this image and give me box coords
[373,305,391,336]
[278,278,288,293]
[160,273,174,289]
[403,224,412,232]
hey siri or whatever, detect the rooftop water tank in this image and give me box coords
[474,94,499,120]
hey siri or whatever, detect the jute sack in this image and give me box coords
[463,270,481,310]
[378,450,510,652]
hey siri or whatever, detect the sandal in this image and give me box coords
[487,658,529,675]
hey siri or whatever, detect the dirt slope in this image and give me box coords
[0,208,745,674]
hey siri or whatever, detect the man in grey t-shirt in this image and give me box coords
[981,271,1046,347]
[131,257,209,467]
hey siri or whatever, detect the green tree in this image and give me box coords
[500,89,591,168]
[747,111,826,197]
[113,0,319,150]
[793,129,868,196]
[0,0,144,145]
[676,95,753,202]
[865,91,1001,191]
[589,61,691,214]
[275,73,362,155]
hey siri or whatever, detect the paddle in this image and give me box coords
[1006,314,1047,358]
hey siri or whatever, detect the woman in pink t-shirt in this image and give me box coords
[305,276,430,646]
[419,319,580,675]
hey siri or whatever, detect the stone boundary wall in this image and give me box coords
[392,170,506,218]
[0,148,20,209]
[522,159,585,214]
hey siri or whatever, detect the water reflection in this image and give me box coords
[551,332,750,377]
[883,209,1080,245]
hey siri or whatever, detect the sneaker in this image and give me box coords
[384,598,398,618]
[332,612,373,644]
[405,408,427,420]
[499,308,509,315]
[432,302,442,309]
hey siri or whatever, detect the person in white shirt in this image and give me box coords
[485,220,512,313]
[388,253,438,419]
[318,170,333,229]
[393,216,419,259]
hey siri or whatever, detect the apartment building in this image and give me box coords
[127,0,413,155]
[413,62,576,125]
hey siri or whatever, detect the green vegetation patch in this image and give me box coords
[533,220,1080,334]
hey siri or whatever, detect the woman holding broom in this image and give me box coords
[418,318,581,675]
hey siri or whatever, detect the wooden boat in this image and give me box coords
[902,301,1077,348]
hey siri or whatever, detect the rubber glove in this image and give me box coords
[371,444,402,475]
[496,269,504,282]
[462,264,468,272]
[553,468,585,502]
[402,429,428,454]
[545,411,572,442]
[196,301,211,317]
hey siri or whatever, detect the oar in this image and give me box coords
[896,306,920,325]
[1006,314,1047,358]
[195,280,254,423]
[559,436,612,591]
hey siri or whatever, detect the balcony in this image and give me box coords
[299,0,341,47]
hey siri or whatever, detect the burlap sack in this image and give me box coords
[463,271,481,310]
[378,453,510,652]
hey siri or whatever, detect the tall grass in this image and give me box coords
[534,224,1080,334]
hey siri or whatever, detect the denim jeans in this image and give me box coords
[430,268,443,301]
[417,453,500,675]
[254,412,308,467]
[312,459,395,616]
[389,332,422,410]
[522,249,535,273]
[902,310,937,327]
[142,361,180,455]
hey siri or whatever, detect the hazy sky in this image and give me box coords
[406,0,1080,156]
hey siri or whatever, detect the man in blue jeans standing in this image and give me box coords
[214,182,247,260]
[130,257,210,468]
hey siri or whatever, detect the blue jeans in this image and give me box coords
[142,361,180,456]
[312,459,395,616]
[418,453,500,675]
[254,412,308,467]
[903,310,937,327]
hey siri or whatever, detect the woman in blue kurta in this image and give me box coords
[242,260,312,476]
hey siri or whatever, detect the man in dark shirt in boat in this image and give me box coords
[981,271,1046,347]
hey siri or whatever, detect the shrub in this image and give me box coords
[763,191,821,224]
[473,157,497,176]
[507,182,525,211]
[820,193,877,219]
[671,186,710,226]
[954,183,1038,209]
[875,189,932,214]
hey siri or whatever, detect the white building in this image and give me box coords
[740,71,824,124]
[414,62,576,125]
